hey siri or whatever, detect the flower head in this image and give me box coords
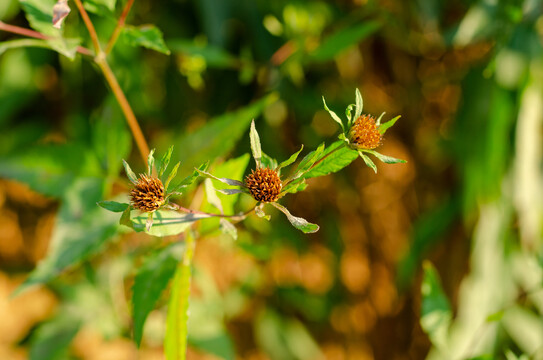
[130,174,165,212]
[348,114,382,150]
[245,167,282,202]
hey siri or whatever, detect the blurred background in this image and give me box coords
[1,0,543,359]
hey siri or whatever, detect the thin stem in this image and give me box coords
[105,0,134,54]
[171,203,254,222]
[0,21,93,56]
[72,0,101,54]
[95,57,150,164]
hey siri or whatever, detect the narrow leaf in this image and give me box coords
[261,152,278,170]
[216,188,246,195]
[289,142,325,180]
[420,261,452,351]
[123,159,138,184]
[131,210,208,237]
[364,149,406,164]
[322,96,344,131]
[196,169,244,187]
[358,151,377,173]
[376,112,386,126]
[122,25,171,55]
[249,119,262,168]
[165,162,180,191]
[147,149,156,176]
[165,231,195,360]
[159,145,174,178]
[345,104,355,125]
[278,145,303,170]
[97,201,129,212]
[132,242,184,346]
[378,115,401,134]
[354,88,363,121]
[171,161,209,192]
[282,178,307,195]
[304,141,357,178]
[270,202,319,233]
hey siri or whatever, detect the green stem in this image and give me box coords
[72,0,101,54]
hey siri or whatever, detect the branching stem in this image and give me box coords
[106,0,135,54]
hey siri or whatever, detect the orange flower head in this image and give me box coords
[349,115,382,150]
[244,168,282,202]
[130,175,165,212]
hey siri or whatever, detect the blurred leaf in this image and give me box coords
[29,317,80,360]
[189,332,235,360]
[502,306,543,356]
[165,231,195,360]
[168,39,238,68]
[219,218,237,240]
[196,169,244,187]
[249,119,262,168]
[132,242,185,346]
[175,94,277,171]
[304,141,357,178]
[97,200,129,212]
[159,145,175,178]
[261,152,278,170]
[14,178,118,296]
[421,261,452,351]
[354,88,363,122]
[0,39,51,55]
[123,159,138,184]
[311,21,380,61]
[322,96,344,131]
[122,25,171,55]
[165,162,180,191]
[147,149,156,176]
[204,178,224,213]
[207,154,250,214]
[130,210,206,237]
[19,0,81,58]
[270,202,319,233]
[84,0,116,16]
[0,143,102,197]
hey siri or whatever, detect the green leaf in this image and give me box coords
[174,94,277,171]
[170,161,209,192]
[378,115,401,134]
[130,210,207,237]
[304,141,357,178]
[270,202,319,233]
[29,317,80,360]
[167,39,238,69]
[282,178,307,195]
[13,178,118,296]
[204,178,223,213]
[358,151,377,173]
[255,205,271,220]
[189,333,235,360]
[122,25,171,55]
[97,200,129,212]
[249,119,262,168]
[354,88,363,121]
[486,310,505,323]
[84,0,116,16]
[289,143,325,181]
[165,231,195,360]
[278,145,304,170]
[196,169,244,187]
[0,39,52,55]
[311,21,381,61]
[123,159,138,184]
[19,0,81,58]
[322,96,344,131]
[147,149,156,176]
[364,149,406,164]
[219,218,237,240]
[207,155,250,214]
[132,242,185,346]
[159,145,175,178]
[261,152,278,170]
[165,162,180,191]
[420,261,452,351]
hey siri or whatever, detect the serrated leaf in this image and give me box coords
[132,242,184,346]
[364,149,406,164]
[123,159,138,184]
[322,96,344,132]
[358,151,377,173]
[97,200,129,212]
[131,210,208,237]
[165,162,180,191]
[378,115,401,134]
[278,145,303,170]
[122,25,171,55]
[249,119,262,168]
[165,230,195,360]
[304,141,357,178]
[159,145,175,178]
[311,21,380,62]
[147,149,156,176]
[354,88,363,121]
[270,202,319,233]
[421,261,452,351]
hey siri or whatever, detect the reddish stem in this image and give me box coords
[105,0,135,54]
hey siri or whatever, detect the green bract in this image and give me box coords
[322,88,406,173]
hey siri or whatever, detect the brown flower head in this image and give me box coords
[348,114,382,150]
[244,168,282,202]
[130,174,165,212]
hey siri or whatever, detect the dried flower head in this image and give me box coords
[130,174,165,212]
[349,114,382,150]
[245,168,282,202]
